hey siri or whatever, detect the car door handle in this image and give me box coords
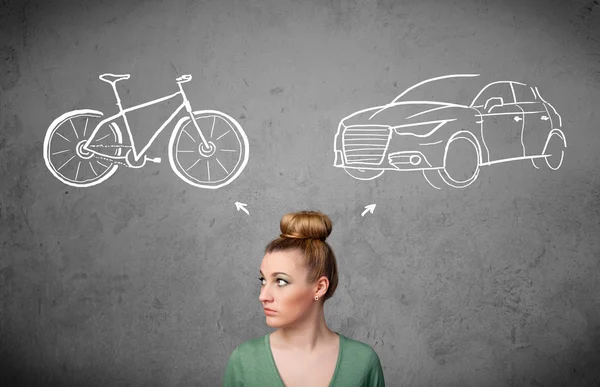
[513,116,522,122]
[541,115,549,121]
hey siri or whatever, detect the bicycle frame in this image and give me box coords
[82,81,205,162]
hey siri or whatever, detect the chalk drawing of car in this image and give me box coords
[333,74,566,189]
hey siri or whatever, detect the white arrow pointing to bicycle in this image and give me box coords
[235,202,250,216]
[361,204,376,217]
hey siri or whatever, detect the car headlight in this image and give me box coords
[392,119,454,137]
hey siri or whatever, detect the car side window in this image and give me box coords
[512,83,537,103]
[471,83,515,107]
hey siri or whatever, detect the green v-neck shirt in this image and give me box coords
[223,332,385,386]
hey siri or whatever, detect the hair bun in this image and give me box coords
[279,211,332,242]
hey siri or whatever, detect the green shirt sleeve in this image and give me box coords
[364,350,385,387]
[223,347,242,387]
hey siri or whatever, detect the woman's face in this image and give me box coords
[259,249,317,328]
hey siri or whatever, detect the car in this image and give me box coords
[332,74,566,188]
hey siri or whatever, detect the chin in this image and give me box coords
[265,316,289,329]
[265,318,282,328]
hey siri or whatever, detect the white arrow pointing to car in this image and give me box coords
[235,202,250,216]
[361,204,376,217]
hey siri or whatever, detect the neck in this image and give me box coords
[271,304,336,352]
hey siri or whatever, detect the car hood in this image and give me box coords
[340,101,468,128]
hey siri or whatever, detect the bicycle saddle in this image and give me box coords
[99,73,131,83]
[176,74,192,83]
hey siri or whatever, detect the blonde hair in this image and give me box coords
[265,211,339,301]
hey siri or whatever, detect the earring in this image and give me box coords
[314,295,319,301]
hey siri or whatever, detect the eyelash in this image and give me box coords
[258,277,288,287]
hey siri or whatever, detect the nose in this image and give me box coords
[259,285,272,303]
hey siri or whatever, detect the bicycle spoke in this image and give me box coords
[186,158,202,172]
[210,116,216,137]
[75,161,81,181]
[56,132,71,143]
[216,158,228,174]
[52,149,71,155]
[83,118,89,137]
[57,155,76,171]
[216,130,230,141]
[182,129,196,143]
[70,119,79,140]
[95,133,110,142]
[89,161,98,176]
[219,149,236,152]
[207,161,211,181]
[177,150,195,153]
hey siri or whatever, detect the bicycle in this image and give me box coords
[43,73,249,189]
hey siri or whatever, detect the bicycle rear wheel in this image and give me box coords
[44,109,123,187]
[168,110,249,189]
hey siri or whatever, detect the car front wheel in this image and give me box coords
[344,167,384,181]
[542,129,566,170]
[438,133,481,188]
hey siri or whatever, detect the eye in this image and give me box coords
[276,279,288,287]
[258,277,288,287]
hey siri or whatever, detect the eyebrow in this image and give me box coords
[260,271,290,277]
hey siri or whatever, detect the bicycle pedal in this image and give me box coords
[146,156,162,164]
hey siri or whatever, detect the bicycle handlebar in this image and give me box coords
[176,75,192,83]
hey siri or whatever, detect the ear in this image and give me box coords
[315,276,329,298]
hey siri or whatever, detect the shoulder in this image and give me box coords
[339,335,384,372]
[224,335,270,386]
[230,334,267,358]
[340,334,378,358]
[336,334,385,385]
[237,334,266,350]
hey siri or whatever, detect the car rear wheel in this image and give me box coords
[438,133,481,188]
[344,167,384,181]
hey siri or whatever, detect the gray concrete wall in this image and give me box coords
[1,0,599,385]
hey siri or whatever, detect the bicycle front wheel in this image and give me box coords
[44,109,123,187]
[168,110,249,189]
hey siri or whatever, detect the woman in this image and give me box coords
[223,211,385,386]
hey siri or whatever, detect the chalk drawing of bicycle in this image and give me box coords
[44,73,249,189]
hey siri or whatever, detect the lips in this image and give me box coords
[264,308,277,315]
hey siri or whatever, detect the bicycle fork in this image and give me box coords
[177,80,214,155]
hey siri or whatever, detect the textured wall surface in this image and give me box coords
[1,0,599,386]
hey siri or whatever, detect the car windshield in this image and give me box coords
[391,74,485,106]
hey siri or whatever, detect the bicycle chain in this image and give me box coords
[88,144,131,167]
[88,144,131,148]
[94,154,128,167]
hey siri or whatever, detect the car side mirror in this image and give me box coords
[485,97,504,112]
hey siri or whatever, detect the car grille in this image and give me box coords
[342,126,391,164]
